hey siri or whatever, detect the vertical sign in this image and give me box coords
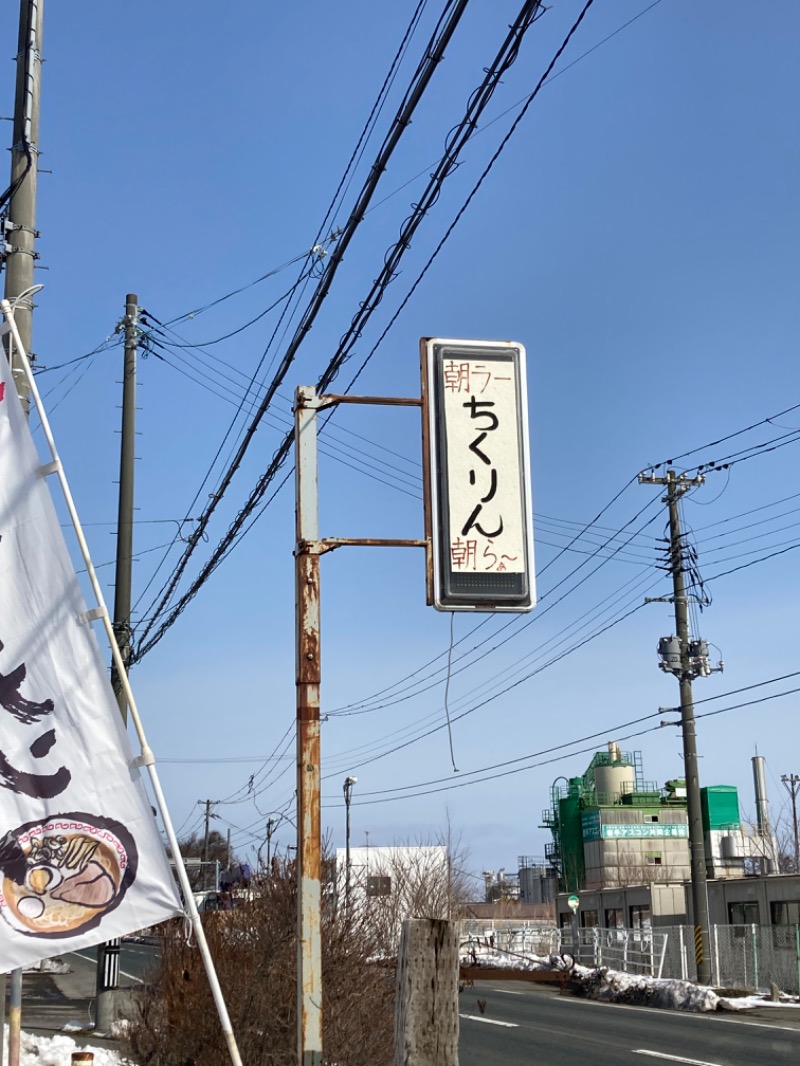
[421,338,535,612]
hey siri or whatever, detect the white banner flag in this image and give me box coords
[0,356,181,971]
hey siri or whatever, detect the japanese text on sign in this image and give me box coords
[423,338,535,612]
[442,360,525,575]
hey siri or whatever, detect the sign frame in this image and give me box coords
[421,337,535,612]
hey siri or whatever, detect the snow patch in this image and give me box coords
[460,946,800,1013]
[1,1026,132,1066]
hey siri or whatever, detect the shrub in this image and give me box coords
[128,859,394,1066]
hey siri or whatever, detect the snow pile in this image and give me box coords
[572,965,720,1011]
[24,957,72,975]
[461,941,562,971]
[460,942,800,1013]
[1,1027,131,1066]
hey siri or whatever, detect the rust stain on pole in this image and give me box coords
[295,387,323,1066]
[293,381,432,1065]
[419,339,434,606]
[320,393,423,408]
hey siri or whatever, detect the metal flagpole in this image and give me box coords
[1,294,243,1066]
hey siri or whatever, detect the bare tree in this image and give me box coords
[599,848,681,889]
[128,855,394,1066]
[773,807,799,873]
[347,831,472,955]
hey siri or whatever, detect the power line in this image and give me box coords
[131,1,475,659]
[132,1,552,663]
[328,497,662,717]
[343,681,800,807]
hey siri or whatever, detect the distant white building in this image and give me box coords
[335,845,450,951]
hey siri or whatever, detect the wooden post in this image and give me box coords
[394,918,459,1066]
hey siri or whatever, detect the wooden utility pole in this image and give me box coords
[2,0,44,414]
[96,294,139,1030]
[394,919,459,1066]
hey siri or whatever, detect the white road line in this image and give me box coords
[632,1051,723,1066]
[492,988,524,995]
[460,1013,518,1027]
[545,994,800,1031]
[70,950,145,984]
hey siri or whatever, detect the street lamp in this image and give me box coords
[343,776,357,918]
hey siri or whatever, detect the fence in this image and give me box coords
[571,926,669,978]
[460,921,667,977]
[460,919,559,959]
[460,919,800,994]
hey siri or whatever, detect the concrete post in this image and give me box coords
[394,918,459,1066]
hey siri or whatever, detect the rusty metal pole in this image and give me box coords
[295,385,323,1066]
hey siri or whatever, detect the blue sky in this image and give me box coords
[2,0,799,888]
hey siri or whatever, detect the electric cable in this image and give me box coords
[343,684,800,807]
[132,0,476,658]
[333,0,597,398]
[132,1,551,662]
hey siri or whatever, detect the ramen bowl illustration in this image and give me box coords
[0,813,137,938]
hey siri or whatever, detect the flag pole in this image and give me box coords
[1,295,243,1066]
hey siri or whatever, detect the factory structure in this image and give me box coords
[511,741,795,930]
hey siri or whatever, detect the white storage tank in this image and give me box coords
[594,743,636,800]
[721,834,743,859]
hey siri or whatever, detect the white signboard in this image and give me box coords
[0,360,181,971]
[602,824,689,840]
[422,338,535,611]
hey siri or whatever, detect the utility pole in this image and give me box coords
[2,9,44,1053]
[266,817,276,870]
[201,799,219,890]
[2,0,44,415]
[110,294,138,722]
[95,294,139,1031]
[295,385,324,1066]
[781,773,800,873]
[640,469,716,985]
[343,777,357,919]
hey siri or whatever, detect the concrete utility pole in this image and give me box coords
[95,294,140,1031]
[640,469,713,985]
[344,776,357,918]
[781,773,800,873]
[265,817,276,870]
[110,294,139,723]
[394,918,459,1066]
[2,0,44,414]
[2,8,44,1055]
[295,385,324,1066]
[201,799,219,889]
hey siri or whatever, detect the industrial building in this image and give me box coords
[544,743,794,931]
[542,742,691,892]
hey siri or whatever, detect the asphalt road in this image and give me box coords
[64,939,162,990]
[459,981,800,1066]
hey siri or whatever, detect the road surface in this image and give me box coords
[459,980,800,1066]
